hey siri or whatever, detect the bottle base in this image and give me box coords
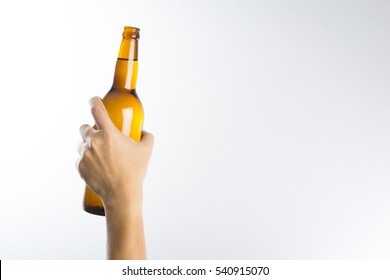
[84,205,106,216]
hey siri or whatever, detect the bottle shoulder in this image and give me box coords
[105,87,139,97]
[102,88,143,112]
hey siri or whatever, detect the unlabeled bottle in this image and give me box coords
[83,26,143,216]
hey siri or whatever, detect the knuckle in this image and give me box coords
[80,146,88,157]
[78,159,85,171]
[79,124,88,134]
[90,105,102,116]
[83,147,92,159]
[76,158,86,176]
[88,132,96,141]
[88,134,100,148]
[92,133,103,146]
[101,130,113,144]
[86,138,94,151]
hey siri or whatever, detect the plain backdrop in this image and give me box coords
[0,0,389,259]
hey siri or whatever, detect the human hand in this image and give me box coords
[76,96,154,210]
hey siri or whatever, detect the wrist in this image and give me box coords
[103,185,143,215]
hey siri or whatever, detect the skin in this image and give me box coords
[76,96,154,260]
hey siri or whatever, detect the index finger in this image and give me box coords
[89,96,114,131]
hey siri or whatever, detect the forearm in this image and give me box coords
[104,190,146,260]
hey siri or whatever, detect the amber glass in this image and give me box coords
[83,26,143,216]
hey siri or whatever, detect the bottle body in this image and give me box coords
[83,26,142,216]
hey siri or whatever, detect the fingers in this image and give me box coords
[89,96,114,131]
[77,141,87,155]
[79,124,94,141]
[141,131,155,148]
[75,157,83,177]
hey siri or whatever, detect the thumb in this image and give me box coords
[89,96,114,131]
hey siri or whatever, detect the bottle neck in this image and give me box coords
[112,37,138,90]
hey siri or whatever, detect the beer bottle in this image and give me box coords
[83,26,143,216]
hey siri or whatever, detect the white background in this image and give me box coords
[0,0,389,259]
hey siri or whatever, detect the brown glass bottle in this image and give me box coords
[83,26,143,216]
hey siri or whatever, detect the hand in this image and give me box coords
[76,96,154,210]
